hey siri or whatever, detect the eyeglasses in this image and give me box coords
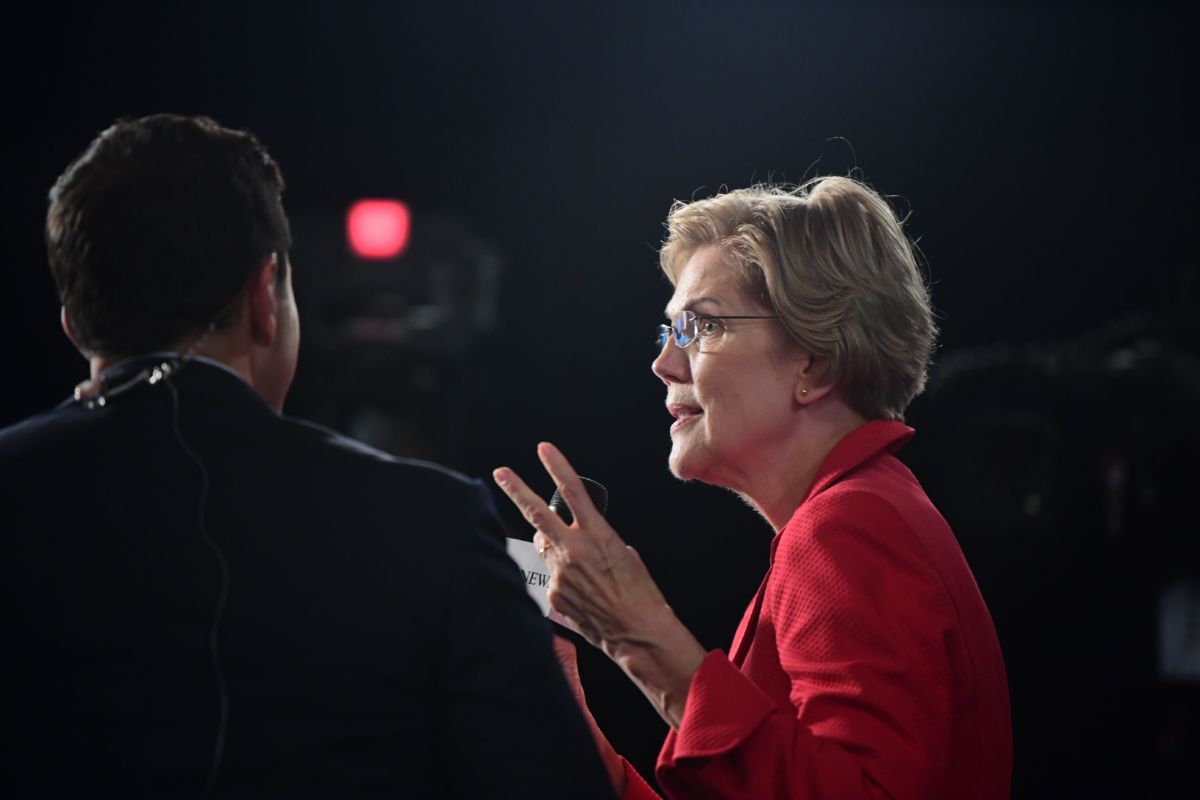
[657,310,779,350]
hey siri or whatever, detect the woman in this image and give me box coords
[493,176,1012,799]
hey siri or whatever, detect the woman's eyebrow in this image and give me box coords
[664,295,723,317]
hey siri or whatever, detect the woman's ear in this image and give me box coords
[795,355,835,405]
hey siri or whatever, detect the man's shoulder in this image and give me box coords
[274,413,478,489]
[261,414,496,522]
[0,399,83,458]
[0,396,484,506]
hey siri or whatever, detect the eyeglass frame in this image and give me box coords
[657,309,779,350]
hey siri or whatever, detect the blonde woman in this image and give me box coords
[495,177,1012,799]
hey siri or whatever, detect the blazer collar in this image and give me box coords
[800,419,914,505]
[728,419,913,667]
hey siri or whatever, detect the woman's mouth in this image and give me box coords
[668,403,703,432]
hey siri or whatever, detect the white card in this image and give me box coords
[504,538,584,635]
[505,538,553,615]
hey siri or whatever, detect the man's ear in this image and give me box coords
[247,254,280,347]
[795,355,835,406]
[60,306,84,353]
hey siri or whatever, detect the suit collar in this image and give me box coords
[75,353,269,413]
[96,353,245,386]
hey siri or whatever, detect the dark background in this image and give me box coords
[4,2,1197,796]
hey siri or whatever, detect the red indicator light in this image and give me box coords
[347,199,411,259]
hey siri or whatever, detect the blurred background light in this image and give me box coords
[347,199,411,260]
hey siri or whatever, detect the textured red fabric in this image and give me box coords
[621,757,662,800]
[627,420,1012,800]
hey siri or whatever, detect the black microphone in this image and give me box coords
[548,476,609,526]
[546,476,608,646]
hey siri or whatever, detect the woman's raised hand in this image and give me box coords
[493,442,706,728]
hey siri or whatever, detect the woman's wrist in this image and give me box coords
[606,605,707,730]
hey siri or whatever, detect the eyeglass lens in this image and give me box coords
[657,311,696,350]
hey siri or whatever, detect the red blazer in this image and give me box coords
[623,420,1012,800]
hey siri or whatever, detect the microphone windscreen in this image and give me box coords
[548,476,609,524]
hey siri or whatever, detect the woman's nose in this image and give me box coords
[652,338,690,385]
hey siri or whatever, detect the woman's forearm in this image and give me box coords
[605,604,707,730]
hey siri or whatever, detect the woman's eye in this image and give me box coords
[698,318,721,336]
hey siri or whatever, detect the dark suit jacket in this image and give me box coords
[1,357,613,799]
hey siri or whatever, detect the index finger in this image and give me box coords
[492,465,568,546]
[536,442,607,534]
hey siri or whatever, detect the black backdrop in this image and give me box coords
[4,2,1197,796]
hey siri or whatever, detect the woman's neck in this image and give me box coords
[744,400,868,532]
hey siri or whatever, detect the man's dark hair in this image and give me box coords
[47,113,292,356]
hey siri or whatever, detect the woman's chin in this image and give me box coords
[668,446,710,483]
[669,442,747,492]
[667,447,689,480]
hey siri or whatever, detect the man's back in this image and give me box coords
[2,359,612,798]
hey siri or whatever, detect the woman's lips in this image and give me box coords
[671,414,700,432]
[668,403,703,432]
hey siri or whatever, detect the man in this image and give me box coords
[1,114,612,798]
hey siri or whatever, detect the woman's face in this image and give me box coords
[651,246,806,489]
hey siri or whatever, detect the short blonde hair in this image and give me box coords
[659,176,936,421]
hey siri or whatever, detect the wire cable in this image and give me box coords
[165,374,231,798]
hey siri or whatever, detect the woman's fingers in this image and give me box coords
[492,466,566,546]
[534,531,560,563]
[496,444,644,650]
[536,442,606,534]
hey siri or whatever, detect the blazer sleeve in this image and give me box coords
[619,757,663,800]
[434,480,615,800]
[655,490,957,799]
